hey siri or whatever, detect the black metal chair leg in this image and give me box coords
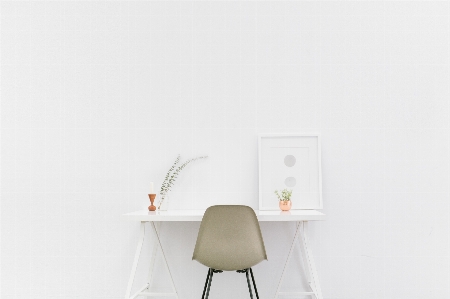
[201,269,211,299]
[201,268,258,299]
[205,268,214,299]
[249,268,260,299]
[245,269,254,299]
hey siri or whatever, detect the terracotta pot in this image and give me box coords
[279,200,292,211]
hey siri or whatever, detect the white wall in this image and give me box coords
[1,1,449,298]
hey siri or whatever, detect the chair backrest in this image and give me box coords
[192,205,267,271]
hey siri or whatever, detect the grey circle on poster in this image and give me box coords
[284,155,296,167]
[285,177,297,187]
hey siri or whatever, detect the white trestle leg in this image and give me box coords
[124,221,179,299]
[147,222,179,299]
[274,221,323,299]
[125,222,146,299]
[145,222,160,295]
[299,221,323,299]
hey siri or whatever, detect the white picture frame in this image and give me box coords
[258,133,323,210]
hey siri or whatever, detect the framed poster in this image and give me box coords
[258,134,323,210]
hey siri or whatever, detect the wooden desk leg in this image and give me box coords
[299,221,323,299]
[125,222,146,299]
[150,222,179,299]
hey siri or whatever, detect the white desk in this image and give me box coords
[123,209,325,299]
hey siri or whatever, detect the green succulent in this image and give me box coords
[274,189,293,201]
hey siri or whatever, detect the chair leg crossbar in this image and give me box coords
[201,268,259,299]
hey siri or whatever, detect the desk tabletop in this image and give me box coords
[122,209,325,222]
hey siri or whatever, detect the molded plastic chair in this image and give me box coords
[193,205,267,299]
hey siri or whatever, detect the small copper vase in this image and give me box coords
[148,194,156,211]
[279,200,292,211]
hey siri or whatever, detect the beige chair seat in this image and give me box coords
[193,205,267,299]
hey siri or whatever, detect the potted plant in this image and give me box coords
[158,154,208,210]
[274,189,293,211]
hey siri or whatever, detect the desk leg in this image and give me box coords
[150,222,179,299]
[299,221,323,299]
[274,221,323,299]
[125,222,179,299]
[125,222,146,299]
[145,221,160,295]
[274,222,301,298]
